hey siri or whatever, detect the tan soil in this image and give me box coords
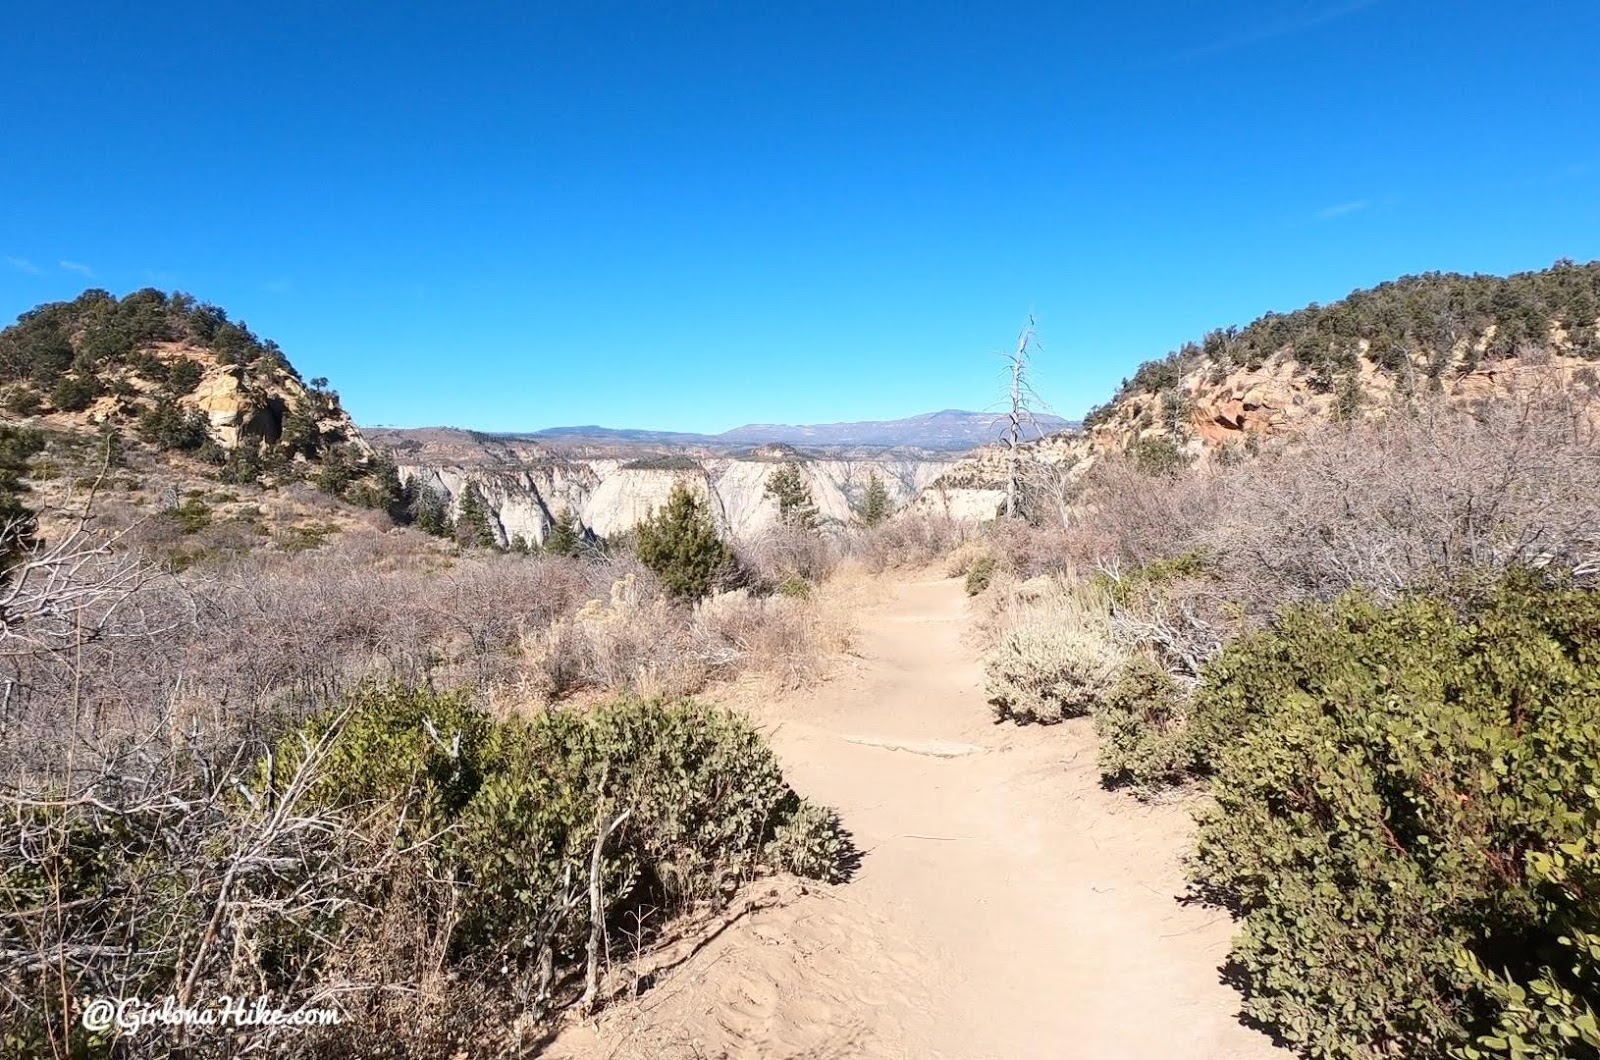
[546,574,1288,1060]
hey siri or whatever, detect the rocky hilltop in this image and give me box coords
[924,261,1600,517]
[0,288,367,463]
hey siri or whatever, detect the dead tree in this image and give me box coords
[1003,317,1043,519]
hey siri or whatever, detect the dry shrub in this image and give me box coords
[737,524,838,586]
[1067,453,1222,570]
[980,521,1065,579]
[983,576,1127,723]
[944,539,996,578]
[526,573,708,701]
[695,587,850,689]
[997,390,1600,697]
[1208,394,1600,608]
[848,511,972,573]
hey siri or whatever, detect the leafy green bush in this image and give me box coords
[776,571,812,599]
[1125,435,1189,476]
[1093,655,1193,791]
[635,482,739,602]
[1189,575,1600,1060]
[270,689,847,996]
[168,497,212,534]
[166,357,203,394]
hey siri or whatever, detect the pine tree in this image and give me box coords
[635,482,738,601]
[544,509,582,556]
[764,462,818,530]
[860,471,892,527]
[410,482,454,539]
[455,482,498,549]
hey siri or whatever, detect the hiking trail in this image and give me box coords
[548,574,1286,1060]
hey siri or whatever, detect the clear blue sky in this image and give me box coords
[3,1,1597,432]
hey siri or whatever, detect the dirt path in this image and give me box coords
[549,575,1286,1060]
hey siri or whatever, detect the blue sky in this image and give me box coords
[3,1,1597,431]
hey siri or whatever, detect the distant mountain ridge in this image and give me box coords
[509,409,1075,452]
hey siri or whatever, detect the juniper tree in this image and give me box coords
[635,482,737,601]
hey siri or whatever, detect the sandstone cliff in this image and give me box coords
[378,434,955,546]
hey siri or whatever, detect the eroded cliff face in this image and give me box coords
[394,454,956,546]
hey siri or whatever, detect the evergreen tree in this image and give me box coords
[764,462,818,530]
[544,509,582,556]
[454,482,498,549]
[635,482,738,602]
[410,482,454,539]
[860,471,892,527]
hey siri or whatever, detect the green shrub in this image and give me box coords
[1189,574,1600,1060]
[544,510,583,557]
[0,425,44,575]
[166,357,203,395]
[776,571,812,599]
[1125,435,1189,476]
[635,483,739,602]
[168,497,212,534]
[1093,655,1193,791]
[272,689,847,993]
[278,522,337,554]
[48,373,99,412]
[859,471,892,527]
[137,396,210,451]
[4,387,41,416]
[454,481,498,549]
[1092,550,1212,607]
[766,800,850,881]
[764,462,818,530]
[964,553,999,596]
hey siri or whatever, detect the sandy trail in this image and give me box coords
[549,575,1286,1060]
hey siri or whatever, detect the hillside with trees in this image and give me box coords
[0,289,456,554]
[1085,259,1600,442]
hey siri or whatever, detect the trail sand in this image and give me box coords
[547,575,1286,1060]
